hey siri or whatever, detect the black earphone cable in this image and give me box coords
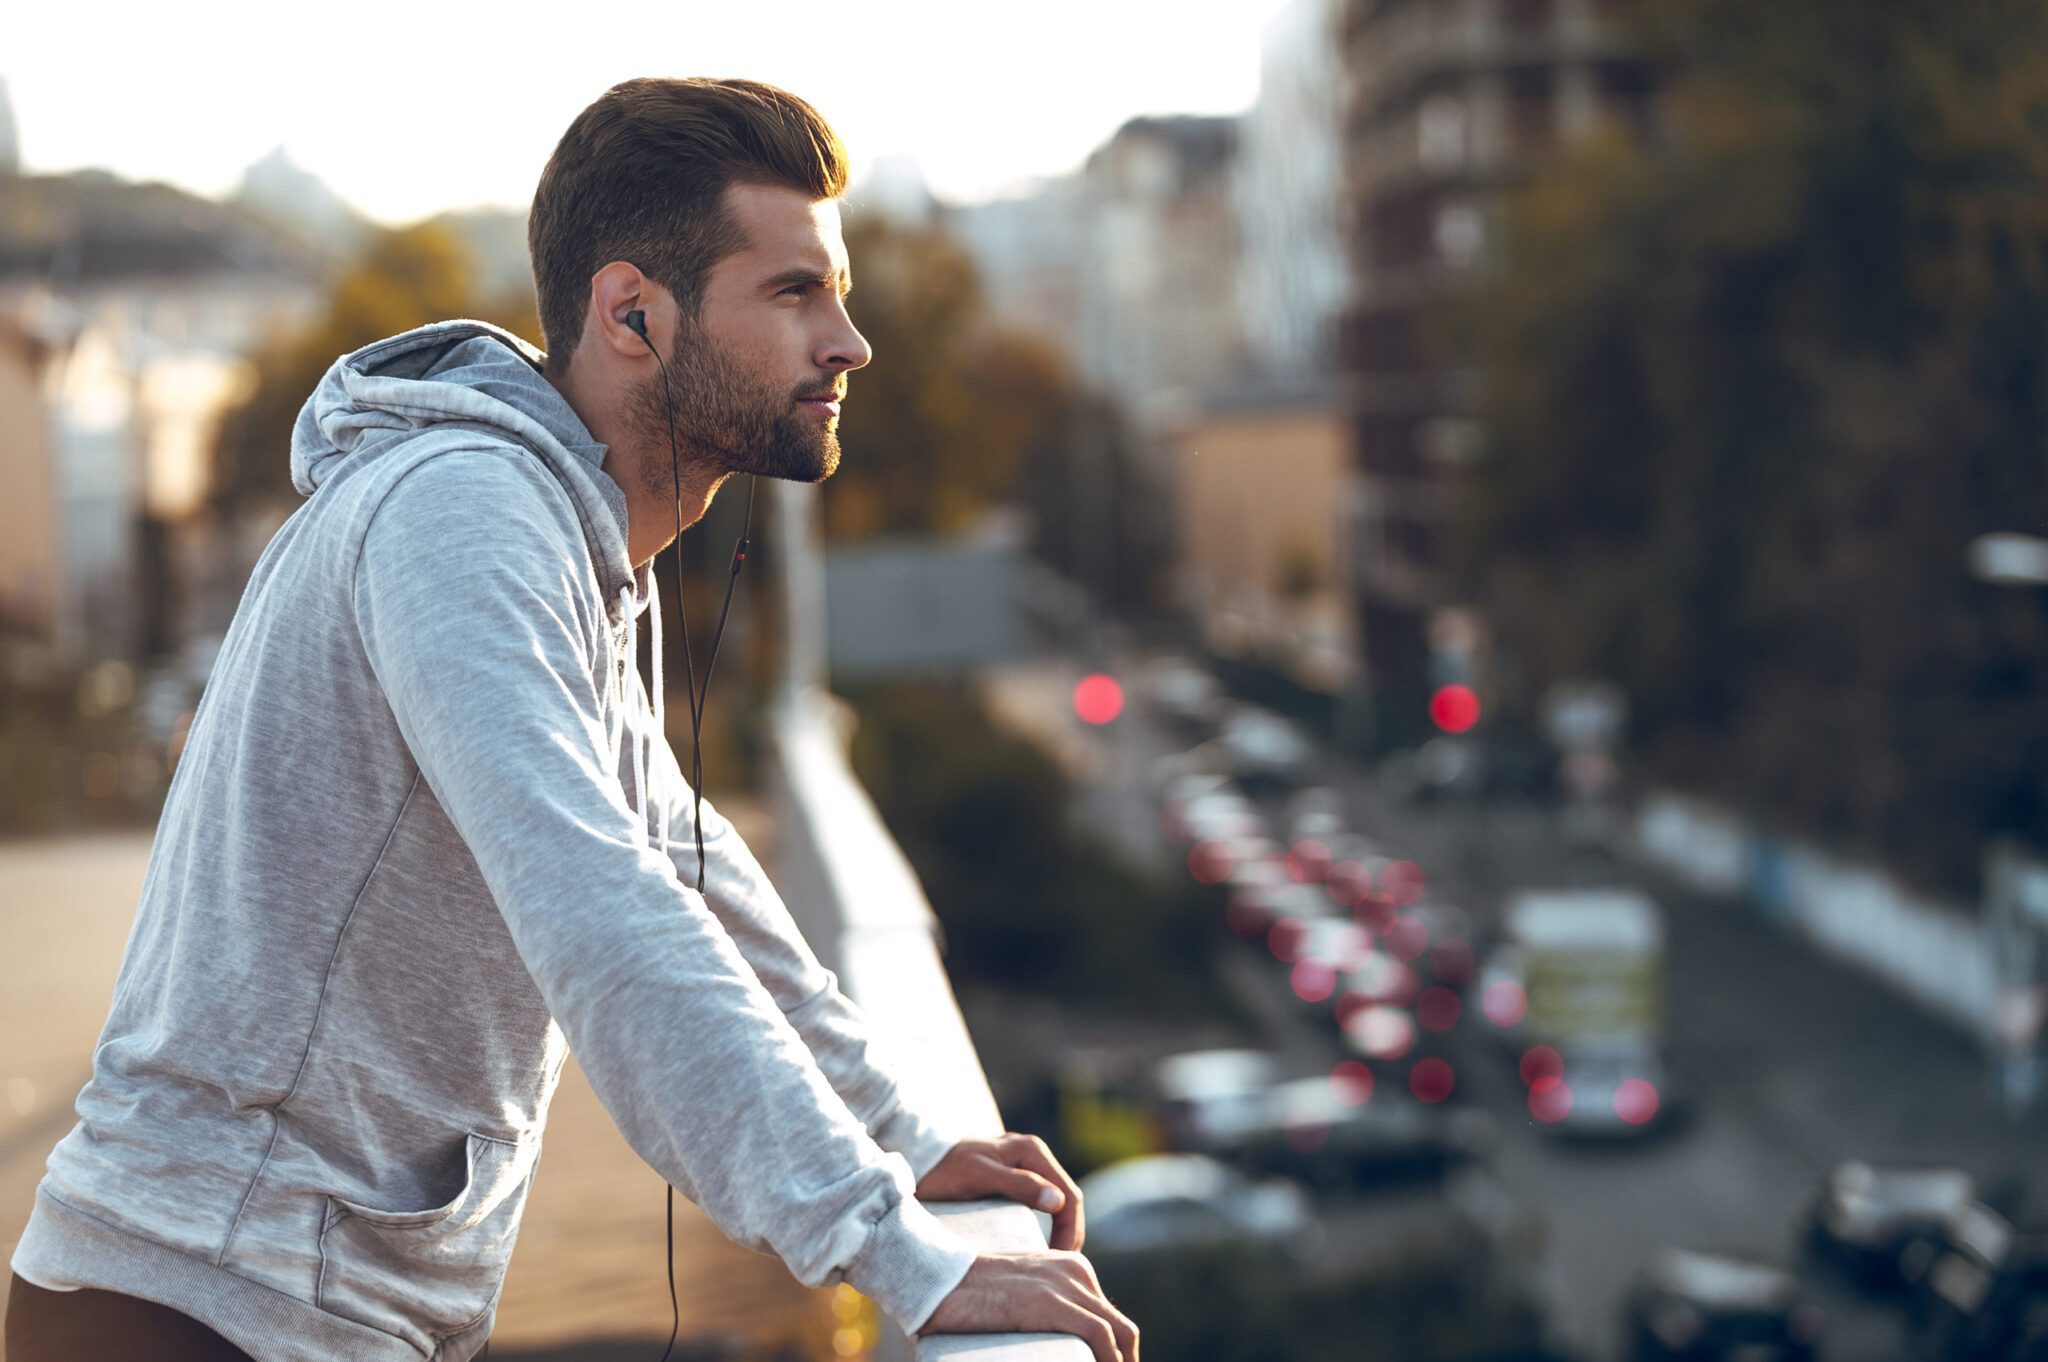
[626,307,753,1362]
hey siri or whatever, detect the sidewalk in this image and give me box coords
[0,816,838,1361]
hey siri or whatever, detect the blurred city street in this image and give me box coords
[987,645,2048,1362]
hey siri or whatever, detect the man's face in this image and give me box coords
[623,183,869,492]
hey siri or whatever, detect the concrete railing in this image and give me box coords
[766,692,1090,1362]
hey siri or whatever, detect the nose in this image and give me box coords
[819,300,872,374]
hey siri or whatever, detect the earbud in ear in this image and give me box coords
[625,309,648,338]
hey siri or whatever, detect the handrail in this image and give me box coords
[766,692,1091,1362]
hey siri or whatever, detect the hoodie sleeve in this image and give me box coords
[654,766,966,1185]
[350,447,975,1333]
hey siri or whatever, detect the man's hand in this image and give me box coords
[917,1251,1139,1362]
[916,1133,1085,1251]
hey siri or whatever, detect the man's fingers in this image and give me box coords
[1051,1294,1123,1362]
[1051,1252,1137,1362]
[1002,1134,1085,1250]
[996,1163,1066,1214]
[918,1250,1137,1362]
[1103,1297,1140,1362]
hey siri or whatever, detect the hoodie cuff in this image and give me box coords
[842,1195,978,1336]
[871,1102,964,1187]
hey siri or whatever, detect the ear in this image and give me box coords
[588,262,664,358]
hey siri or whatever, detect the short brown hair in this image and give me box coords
[528,77,850,372]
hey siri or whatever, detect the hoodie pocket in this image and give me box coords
[316,1131,538,1349]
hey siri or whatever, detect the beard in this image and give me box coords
[620,318,841,504]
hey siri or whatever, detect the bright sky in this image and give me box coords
[10,1,1295,223]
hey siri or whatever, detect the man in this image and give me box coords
[5,77,1138,1362]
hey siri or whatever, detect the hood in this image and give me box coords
[290,318,637,611]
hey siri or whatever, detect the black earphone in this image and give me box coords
[624,304,755,1362]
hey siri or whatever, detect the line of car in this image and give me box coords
[1078,660,2045,1361]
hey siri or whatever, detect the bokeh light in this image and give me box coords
[1345,1006,1417,1061]
[1483,980,1529,1028]
[1326,859,1371,906]
[1267,917,1307,963]
[1519,1045,1564,1088]
[1071,673,1124,725]
[1187,839,1232,884]
[1615,1078,1661,1126]
[1429,684,1481,733]
[1416,986,1461,1033]
[1290,958,1337,1004]
[1287,839,1331,883]
[1381,859,1426,905]
[1331,1060,1374,1104]
[1383,914,1429,961]
[1410,1057,1455,1104]
[1529,1078,1573,1124]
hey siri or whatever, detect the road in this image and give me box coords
[984,646,2048,1362]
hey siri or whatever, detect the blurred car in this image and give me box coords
[1802,1161,1976,1290]
[1623,1248,1824,1362]
[1908,1199,2048,1362]
[1235,1074,1484,1193]
[1079,1153,1320,1261]
[1218,706,1316,785]
[1526,1039,1679,1138]
[1284,915,1376,966]
[1221,845,1293,896]
[1283,785,1350,846]
[1332,996,1462,1105]
[1384,898,1479,986]
[1167,788,1266,845]
[1151,660,1227,732]
[1151,1049,1287,1154]
[1225,879,1339,942]
[1477,941,1532,1045]
[1334,949,1424,1011]
[1183,832,1281,890]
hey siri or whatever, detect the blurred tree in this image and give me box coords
[1460,0,2048,890]
[826,218,1036,539]
[828,216,1175,616]
[846,681,1222,1017]
[209,221,538,517]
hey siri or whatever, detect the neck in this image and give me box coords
[545,361,724,568]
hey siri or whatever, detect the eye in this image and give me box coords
[779,284,809,300]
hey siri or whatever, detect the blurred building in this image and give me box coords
[1339,0,1656,698]
[1235,0,1351,382]
[952,114,1245,434]
[1073,115,1245,430]
[0,75,19,179]
[0,171,323,662]
[946,179,1085,367]
[0,316,59,644]
[1166,380,1356,692]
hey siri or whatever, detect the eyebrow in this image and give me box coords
[763,267,852,299]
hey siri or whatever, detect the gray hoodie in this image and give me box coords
[10,319,976,1361]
